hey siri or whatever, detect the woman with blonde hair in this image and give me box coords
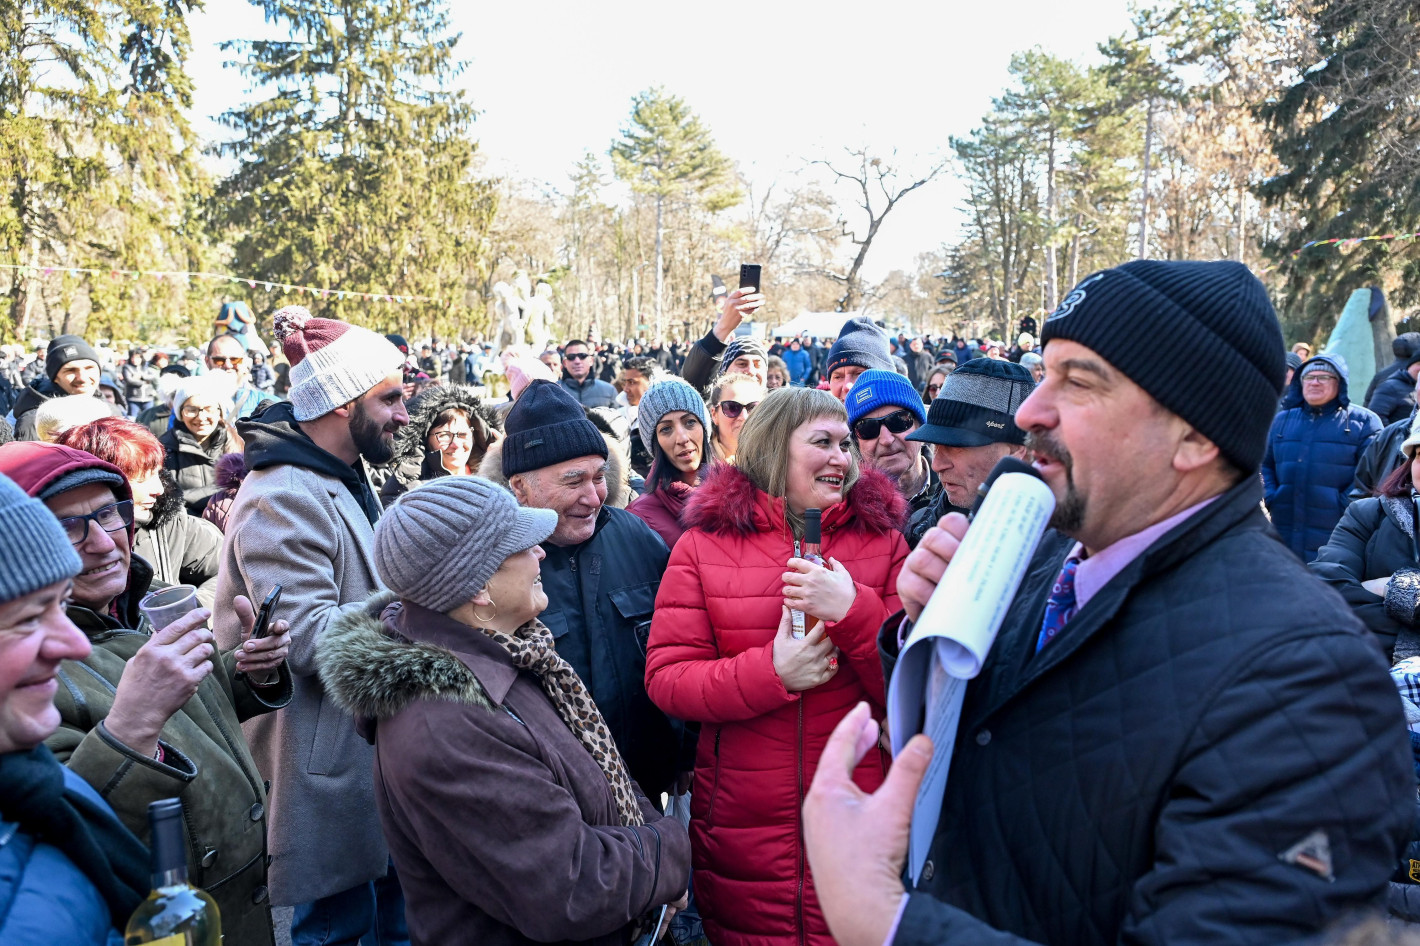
[645,386,909,946]
[707,372,765,465]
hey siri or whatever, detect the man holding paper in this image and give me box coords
[802,260,1414,946]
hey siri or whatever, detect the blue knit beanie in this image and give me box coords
[502,380,608,478]
[845,369,926,427]
[825,317,895,377]
[0,472,81,605]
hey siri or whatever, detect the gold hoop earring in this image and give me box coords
[471,591,498,626]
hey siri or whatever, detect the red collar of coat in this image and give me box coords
[681,462,906,538]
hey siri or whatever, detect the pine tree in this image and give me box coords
[610,87,740,338]
[215,0,495,338]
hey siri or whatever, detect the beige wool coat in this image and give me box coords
[213,457,391,906]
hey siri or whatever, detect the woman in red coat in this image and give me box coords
[645,386,909,946]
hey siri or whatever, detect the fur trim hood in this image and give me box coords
[318,591,491,725]
[477,429,630,509]
[390,383,503,465]
[682,462,907,537]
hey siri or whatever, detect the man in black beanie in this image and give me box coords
[824,316,895,401]
[9,334,108,441]
[803,260,1412,946]
[493,379,686,801]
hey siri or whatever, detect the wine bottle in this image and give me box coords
[125,799,222,945]
[791,509,825,639]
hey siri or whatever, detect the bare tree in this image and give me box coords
[808,147,948,312]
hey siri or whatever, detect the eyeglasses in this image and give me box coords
[853,409,918,440]
[714,399,760,419]
[432,430,472,447]
[924,384,941,397]
[1302,373,1337,383]
[58,500,133,546]
[564,352,592,361]
[209,355,245,368]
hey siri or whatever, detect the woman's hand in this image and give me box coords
[231,593,291,682]
[772,606,840,693]
[106,609,215,757]
[784,556,857,624]
[1363,576,1393,597]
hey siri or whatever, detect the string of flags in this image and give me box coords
[1287,231,1420,258]
[0,263,450,306]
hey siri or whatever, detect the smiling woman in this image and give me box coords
[643,386,910,946]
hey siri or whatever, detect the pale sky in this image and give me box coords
[187,0,1142,282]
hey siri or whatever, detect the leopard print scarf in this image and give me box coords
[478,620,644,827]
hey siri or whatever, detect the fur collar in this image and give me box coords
[317,591,491,722]
[477,432,630,509]
[390,384,503,465]
[682,463,906,536]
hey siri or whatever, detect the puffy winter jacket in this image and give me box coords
[1369,371,1417,426]
[160,424,231,516]
[644,464,908,946]
[781,346,812,385]
[1311,495,1420,660]
[1262,353,1382,561]
[1348,411,1411,503]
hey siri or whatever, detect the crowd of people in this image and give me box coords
[3,263,1420,946]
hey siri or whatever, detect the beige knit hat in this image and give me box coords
[374,476,557,614]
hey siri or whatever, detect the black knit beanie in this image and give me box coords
[46,335,101,381]
[1041,260,1284,473]
[502,380,608,478]
[825,317,895,377]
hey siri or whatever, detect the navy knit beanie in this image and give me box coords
[825,317,895,377]
[502,380,608,478]
[1041,260,1284,473]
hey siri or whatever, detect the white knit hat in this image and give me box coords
[272,306,404,420]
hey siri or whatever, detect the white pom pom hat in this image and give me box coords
[272,305,404,421]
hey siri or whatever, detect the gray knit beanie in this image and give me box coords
[374,476,558,614]
[637,377,711,455]
[0,472,81,604]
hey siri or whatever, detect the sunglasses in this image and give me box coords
[59,500,134,546]
[714,399,760,419]
[564,352,592,361]
[925,384,941,397]
[209,355,245,368]
[853,409,917,440]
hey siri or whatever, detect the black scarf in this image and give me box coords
[0,744,149,926]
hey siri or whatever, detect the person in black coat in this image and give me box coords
[1312,414,1420,661]
[1368,351,1420,427]
[801,260,1413,946]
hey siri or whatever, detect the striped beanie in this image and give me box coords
[273,306,405,421]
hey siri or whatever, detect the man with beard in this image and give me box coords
[845,369,936,530]
[212,305,412,946]
[802,261,1413,946]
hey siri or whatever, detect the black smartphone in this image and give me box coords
[739,263,762,293]
[251,584,283,640]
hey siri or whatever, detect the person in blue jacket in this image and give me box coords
[0,470,150,944]
[781,337,813,387]
[1263,352,1382,562]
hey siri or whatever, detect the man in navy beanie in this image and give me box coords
[490,379,686,801]
[824,316,895,401]
[804,259,1413,946]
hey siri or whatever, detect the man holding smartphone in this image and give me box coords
[213,305,412,946]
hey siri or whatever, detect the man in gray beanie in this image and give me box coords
[495,379,688,802]
[804,259,1413,946]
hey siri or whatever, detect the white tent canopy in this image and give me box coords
[771,311,866,341]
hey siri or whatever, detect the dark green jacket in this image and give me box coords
[48,556,293,946]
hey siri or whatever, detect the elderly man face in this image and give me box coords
[509,455,608,547]
[1300,366,1340,408]
[852,404,923,481]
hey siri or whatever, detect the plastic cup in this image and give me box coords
[139,585,199,631]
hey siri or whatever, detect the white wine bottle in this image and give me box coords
[125,799,222,945]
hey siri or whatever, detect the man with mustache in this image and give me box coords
[212,305,413,946]
[802,261,1414,945]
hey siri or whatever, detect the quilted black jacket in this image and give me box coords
[881,475,1413,945]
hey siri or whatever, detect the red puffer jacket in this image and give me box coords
[645,464,908,946]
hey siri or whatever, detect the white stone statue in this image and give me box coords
[491,281,527,352]
[524,282,554,353]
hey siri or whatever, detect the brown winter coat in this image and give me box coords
[318,595,691,946]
